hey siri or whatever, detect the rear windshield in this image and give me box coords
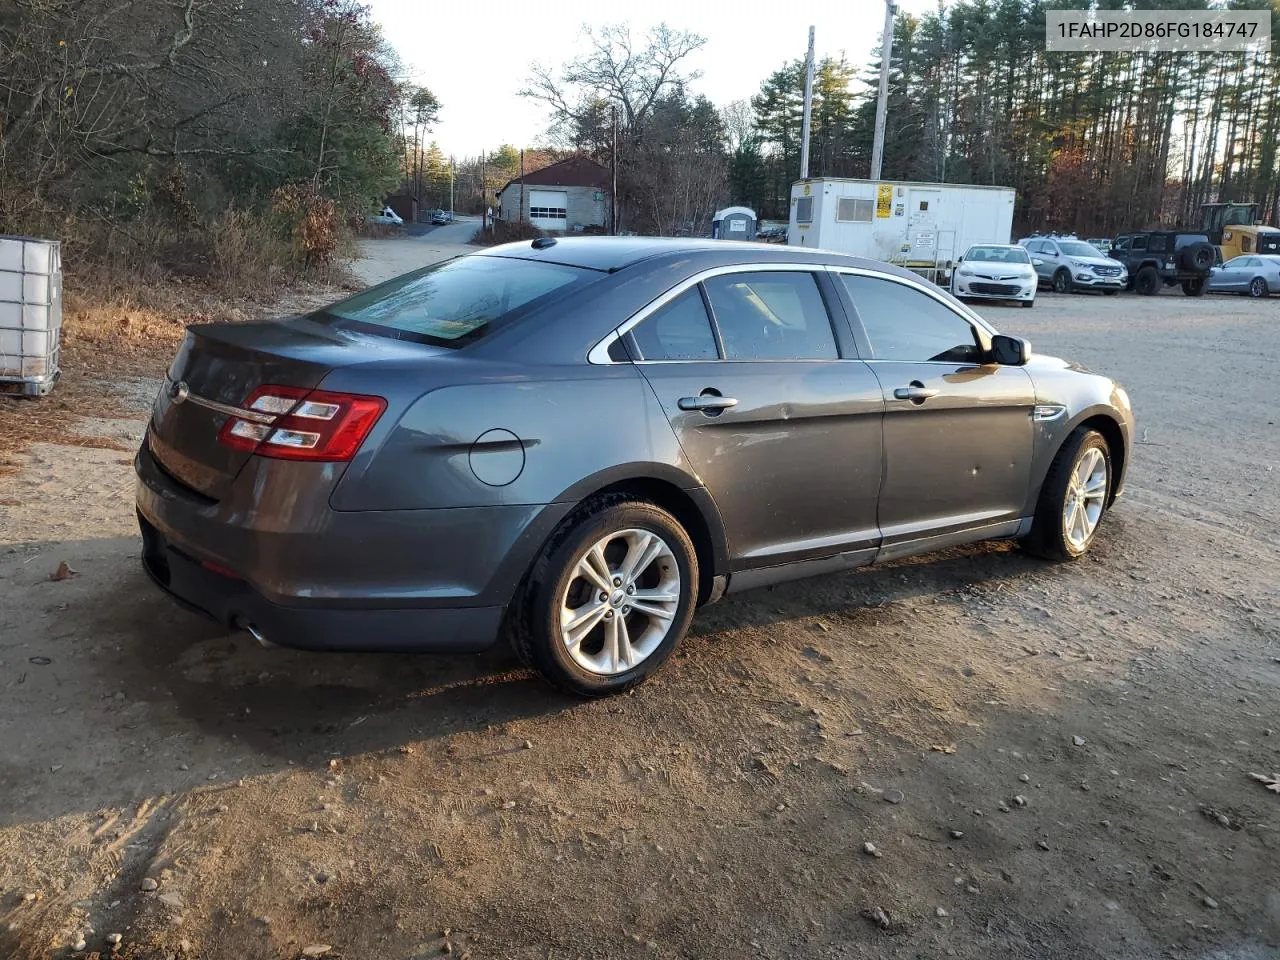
[313,255,595,347]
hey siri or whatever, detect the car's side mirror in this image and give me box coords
[956,255,964,262]
[990,334,1031,366]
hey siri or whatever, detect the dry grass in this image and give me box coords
[0,262,353,473]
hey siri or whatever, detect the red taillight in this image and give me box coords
[217,385,386,462]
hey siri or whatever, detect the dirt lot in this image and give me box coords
[1,252,1277,960]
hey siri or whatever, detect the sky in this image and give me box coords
[366,0,937,159]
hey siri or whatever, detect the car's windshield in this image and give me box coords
[312,255,596,348]
[1059,241,1105,258]
[966,246,1030,264]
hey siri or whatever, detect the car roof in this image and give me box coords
[472,236,905,275]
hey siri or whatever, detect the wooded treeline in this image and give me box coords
[0,0,429,273]
[735,0,1280,235]
[531,6,1280,237]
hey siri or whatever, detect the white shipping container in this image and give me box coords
[0,235,62,395]
[787,178,1016,279]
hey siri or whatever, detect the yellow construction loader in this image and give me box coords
[1200,202,1280,260]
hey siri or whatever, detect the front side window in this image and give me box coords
[315,256,593,348]
[840,274,981,364]
[703,272,837,361]
[630,289,718,361]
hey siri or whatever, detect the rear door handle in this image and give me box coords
[893,383,940,403]
[678,395,738,412]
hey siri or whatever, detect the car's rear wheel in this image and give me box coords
[510,498,698,696]
[1052,269,1073,294]
[1249,276,1268,298]
[1135,266,1160,295]
[1023,428,1112,562]
[1020,299,1034,308]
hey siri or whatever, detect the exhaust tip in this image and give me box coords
[235,617,276,648]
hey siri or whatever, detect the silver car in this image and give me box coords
[950,244,1038,307]
[1208,254,1280,298]
[1019,237,1127,294]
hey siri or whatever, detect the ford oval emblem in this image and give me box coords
[170,380,190,404]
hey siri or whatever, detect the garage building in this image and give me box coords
[496,155,610,233]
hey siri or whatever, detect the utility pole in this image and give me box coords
[449,155,455,219]
[611,105,618,235]
[870,0,895,181]
[480,150,486,223]
[799,26,815,180]
[519,149,525,223]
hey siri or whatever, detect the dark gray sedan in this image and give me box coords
[136,238,1133,696]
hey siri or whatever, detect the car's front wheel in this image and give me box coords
[511,498,698,696]
[1052,269,1073,294]
[1023,428,1112,562]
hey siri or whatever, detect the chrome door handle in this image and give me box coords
[893,383,940,402]
[678,395,738,411]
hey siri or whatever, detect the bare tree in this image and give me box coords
[521,23,706,140]
[720,99,755,152]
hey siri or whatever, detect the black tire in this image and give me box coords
[1052,269,1073,294]
[1177,241,1215,273]
[1103,289,1119,296]
[1181,277,1208,297]
[508,497,698,697]
[1248,276,1268,298]
[1135,266,1160,296]
[1022,428,1112,562]
[1020,299,1034,308]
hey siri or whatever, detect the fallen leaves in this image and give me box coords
[49,560,76,581]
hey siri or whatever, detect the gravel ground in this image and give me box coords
[0,260,1277,960]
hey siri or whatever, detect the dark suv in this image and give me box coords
[1110,231,1215,296]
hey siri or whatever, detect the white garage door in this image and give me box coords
[528,189,568,231]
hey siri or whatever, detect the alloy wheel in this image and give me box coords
[1053,270,1071,293]
[558,528,681,676]
[1063,447,1107,551]
[1250,277,1266,298]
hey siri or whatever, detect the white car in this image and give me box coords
[368,206,404,226]
[950,244,1038,308]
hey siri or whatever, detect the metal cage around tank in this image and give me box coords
[0,235,62,396]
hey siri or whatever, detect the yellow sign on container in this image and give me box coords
[876,183,893,218]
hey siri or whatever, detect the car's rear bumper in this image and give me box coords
[134,439,570,652]
[138,512,504,652]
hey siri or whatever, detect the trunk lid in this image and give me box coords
[147,318,397,500]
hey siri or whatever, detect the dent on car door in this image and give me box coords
[835,272,1035,560]
[625,270,884,573]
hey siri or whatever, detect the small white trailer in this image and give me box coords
[787,178,1016,281]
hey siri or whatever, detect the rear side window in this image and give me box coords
[840,274,981,364]
[1131,236,1148,251]
[631,290,718,360]
[703,272,837,361]
[315,256,593,347]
